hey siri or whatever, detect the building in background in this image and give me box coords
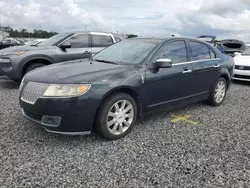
[0,31,9,40]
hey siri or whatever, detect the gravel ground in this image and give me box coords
[0,80,250,188]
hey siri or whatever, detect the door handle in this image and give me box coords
[84,51,91,54]
[182,70,192,74]
[214,64,220,68]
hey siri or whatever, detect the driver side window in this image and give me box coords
[63,34,89,48]
[154,41,188,64]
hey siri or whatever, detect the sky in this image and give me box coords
[0,0,250,41]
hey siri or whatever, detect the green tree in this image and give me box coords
[127,34,138,38]
[6,26,58,38]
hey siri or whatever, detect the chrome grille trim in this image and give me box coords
[21,82,49,104]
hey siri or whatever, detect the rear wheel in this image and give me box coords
[207,77,227,106]
[24,63,46,75]
[96,93,137,140]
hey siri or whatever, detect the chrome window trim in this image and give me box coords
[172,58,221,66]
[90,32,112,36]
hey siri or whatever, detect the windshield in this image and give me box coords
[37,33,70,46]
[242,48,250,55]
[92,40,159,65]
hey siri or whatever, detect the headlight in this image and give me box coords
[2,51,27,56]
[43,84,91,97]
[0,58,11,63]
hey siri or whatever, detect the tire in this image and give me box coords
[24,63,46,75]
[96,93,137,140]
[207,77,227,106]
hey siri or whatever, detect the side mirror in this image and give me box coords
[154,58,172,68]
[60,42,71,50]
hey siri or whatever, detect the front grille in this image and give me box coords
[235,65,250,70]
[233,74,250,80]
[21,82,49,104]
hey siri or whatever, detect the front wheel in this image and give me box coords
[207,77,227,106]
[96,93,137,140]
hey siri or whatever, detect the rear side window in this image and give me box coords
[92,35,113,47]
[190,41,213,60]
[64,34,89,48]
[154,41,188,64]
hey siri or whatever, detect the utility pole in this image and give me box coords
[83,24,88,31]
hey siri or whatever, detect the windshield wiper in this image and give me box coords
[94,59,118,65]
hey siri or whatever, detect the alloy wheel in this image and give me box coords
[214,81,226,103]
[106,100,134,135]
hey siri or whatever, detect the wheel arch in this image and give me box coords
[94,86,142,126]
[219,71,231,90]
[18,55,54,77]
[20,56,54,77]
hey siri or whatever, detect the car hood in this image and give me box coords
[24,59,131,84]
[0,45,55,55]
[234,55,250,66]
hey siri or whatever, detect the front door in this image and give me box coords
[56,34,91,63]
[145,40,196,111]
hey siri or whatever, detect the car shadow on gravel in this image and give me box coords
[21,101,208,145]
[232,80,250,86]
[0,80,20,89]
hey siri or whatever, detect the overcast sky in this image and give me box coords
[0,0,250,41]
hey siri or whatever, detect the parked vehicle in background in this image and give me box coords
[220,39,246,57]
[0,37,22,50]
[233,48,250,81]
[19,37,234,140]
[197,36,246,57]
[0,31,122,81]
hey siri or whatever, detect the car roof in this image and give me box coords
[64,31,114,36]
[126,37,211,44]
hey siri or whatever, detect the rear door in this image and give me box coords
[56,34,91,62]
[90,34,114,56]
[187,40,221,94]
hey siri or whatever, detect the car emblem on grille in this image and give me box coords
[238,66,244,70]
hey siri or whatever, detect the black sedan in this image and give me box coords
[19,38,234,140]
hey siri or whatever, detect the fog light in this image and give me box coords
[41,116,61,127]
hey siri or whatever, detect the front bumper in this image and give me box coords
[0,56,22,81]
[20,91,101,134]
[233,69,250,81]
[0,61,12,75]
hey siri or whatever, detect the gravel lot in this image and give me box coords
[0,79,250,188]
